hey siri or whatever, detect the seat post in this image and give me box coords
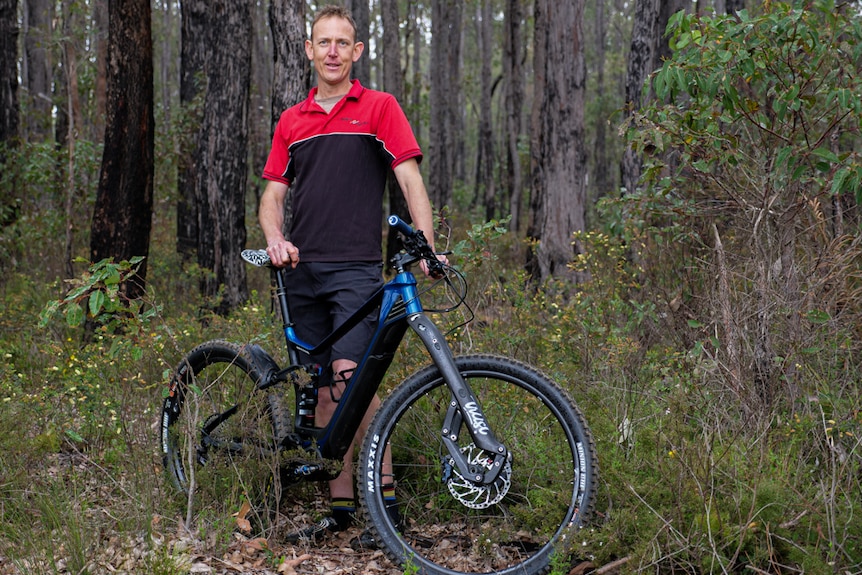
[273,268,300,366]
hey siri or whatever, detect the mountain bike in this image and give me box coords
[160,215,598,575]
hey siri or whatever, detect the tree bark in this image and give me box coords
[0,0,17,148]
[527,0,588,283]
[0,0,19,227]
[475,0,495,221]
[23,0,52,142]
[91,0,108,142]
[429,0,462,211]
[176,0,207,259]
[90,0,154,300]
[621,0,687,195]
[197,0,251,315]
[503,0,524,232]
[592,0,610,204]
[347,0,370,86]
[269,0,309,133]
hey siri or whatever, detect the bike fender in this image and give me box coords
[244,344,281,389]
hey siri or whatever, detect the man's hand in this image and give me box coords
[420,253,449,278]
[266,239,300,268]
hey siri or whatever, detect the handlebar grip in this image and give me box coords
[387,214,415,237]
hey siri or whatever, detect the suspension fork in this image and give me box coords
[407,313,510,485]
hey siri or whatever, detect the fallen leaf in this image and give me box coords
[234,501,252,533]
[278,553,312,573]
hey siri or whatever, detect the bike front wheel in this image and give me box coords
[359,354,598,575]
[160,340,291,526]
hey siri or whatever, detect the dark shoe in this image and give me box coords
[284,516,344,544]
[350,528,380,551]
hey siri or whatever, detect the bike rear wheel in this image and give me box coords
[161,340,291,528]
[359,354,597,575]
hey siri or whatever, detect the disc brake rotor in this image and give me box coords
[446,443,512,509]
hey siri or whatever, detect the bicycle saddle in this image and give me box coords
[241,249,272,268]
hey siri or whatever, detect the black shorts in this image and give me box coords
[284,261,384,369]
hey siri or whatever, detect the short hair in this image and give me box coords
[311,5,358,41]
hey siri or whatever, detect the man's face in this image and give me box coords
[306,16,364,93]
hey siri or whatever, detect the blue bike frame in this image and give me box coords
[260,216,509,486]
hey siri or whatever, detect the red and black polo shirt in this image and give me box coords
[262,80,422,263]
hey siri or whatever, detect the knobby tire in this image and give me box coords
[358,354,598,575]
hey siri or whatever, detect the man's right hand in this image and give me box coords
[266,239,300,268]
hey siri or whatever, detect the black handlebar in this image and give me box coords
[387,214,447,277]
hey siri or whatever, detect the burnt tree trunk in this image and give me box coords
[0,0,18,150]
[197,0,251,314]
[176,0,207,259]
[527,0,587,283]
[90,0,154,300]
[0,0,19,229]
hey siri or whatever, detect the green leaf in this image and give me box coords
[65,304,85,328]
[65,429,85,443]
[806,309,831,324]
[812,147,840,164]
[89,290,106,316]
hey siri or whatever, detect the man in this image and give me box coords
[259,4,442,547]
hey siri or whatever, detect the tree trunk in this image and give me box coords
[249,0,272,207]
[381,0,410,262]
[90,0,154,300]
[0,0,19,226]
[348,0,370,86]
[0,0,17,146]
[176,0,206,259]
[527,0,588,283]
[503,0,524,232]
[429,0,462,211]
[621,0,687,196]
[91,0,108,143]
[407,0,423,143]
[475,0,495,221]
[23,0,52,142]
[592,0,610,204]
[269,0,309,133]
[197,0,251,315]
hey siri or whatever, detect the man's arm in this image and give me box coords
[259,179,300,268]
[393,158,435,249]
[393,158,447,274]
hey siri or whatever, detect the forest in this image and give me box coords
[1,0,862,573]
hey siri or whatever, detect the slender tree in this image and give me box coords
[429,0,462,211]
[0,0,19,230]
[0,0,18,151]
[620,0,687,195]
[527,0,588,282]
[90,0,108,142]
[503,0,524,231]
[196,0,252,314]
[176,0,206,259]
[90,0,154,300]
[475,0,495,221]
[23,0,52,142]
[347,0,370,86]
